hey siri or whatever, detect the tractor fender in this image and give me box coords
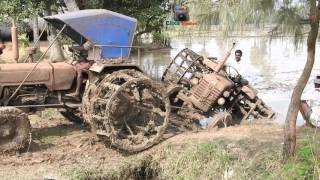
[241,85,258,100]
[89,63,143,74]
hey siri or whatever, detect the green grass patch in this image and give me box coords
[63,167,103,180]
[41,108,64,120]
[63,155,158,180]
[155,135,320,180]
[62,127,320,180]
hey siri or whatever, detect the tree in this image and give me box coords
[32,16,39,47]
[78,0,168,45]
[283,0,319,158]
[0,0,43,61]
[191,0,319,159]
[43,0,65,62]
[64,0,79,11]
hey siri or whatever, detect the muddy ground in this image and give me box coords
[0,108,287,180]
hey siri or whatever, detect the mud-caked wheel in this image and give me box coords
[238,97,275,121]
[83,70,171,153]
[0,107,31,153]
[207,112,232,129]
[82,82,98,125]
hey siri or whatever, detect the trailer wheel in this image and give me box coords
[0,107,31,153]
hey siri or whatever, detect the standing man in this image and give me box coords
[300,77,320,128]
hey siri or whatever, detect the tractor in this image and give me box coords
[0,9,171,153]
[0,9,275,154]
[162,44,275,129]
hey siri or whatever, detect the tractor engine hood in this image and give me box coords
[44,9,137,60]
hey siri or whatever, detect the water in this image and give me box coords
[132,36,320,126]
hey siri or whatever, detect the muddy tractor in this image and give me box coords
[0,10,171,153]
[162,44,275,128]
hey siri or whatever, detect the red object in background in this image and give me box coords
[182,21,197,26]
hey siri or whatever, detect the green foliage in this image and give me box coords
[152,31,171,47]
[157,142,233,179]
[190,0,308,46]
[18,33,30,49]
[154,135,320,180]
[279,141,319,179]
[0,0,43,21]
[79,0,167,40]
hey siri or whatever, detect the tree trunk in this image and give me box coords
[63,0,79,12]
[283,0,320,159]
[44,4,65,62]
[11,18,19,62]
[32,16,39,48]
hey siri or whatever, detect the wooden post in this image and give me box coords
[11,18,19,62]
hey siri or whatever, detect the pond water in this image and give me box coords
[132,36,320,126]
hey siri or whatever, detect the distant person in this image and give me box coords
[299,77,320,128]
[226,49,248,86]
[235,49,242,62]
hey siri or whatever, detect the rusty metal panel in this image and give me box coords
[0,62,75,91]
[0,63,51,83]
[51,63,76,90]
[241,85,258,100]
[190,73,233,112]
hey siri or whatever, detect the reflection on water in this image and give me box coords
[132,37,320,125]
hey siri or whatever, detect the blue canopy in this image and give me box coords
[44,9,137,59]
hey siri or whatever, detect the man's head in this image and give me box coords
[235,49,242,62]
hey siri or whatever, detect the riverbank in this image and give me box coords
[0,109,319,179]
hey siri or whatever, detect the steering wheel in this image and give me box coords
[224,65,240,79]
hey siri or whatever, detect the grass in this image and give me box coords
[40,108,64,120]
[154,131,320,180]
[61,127,320,180]
[154,139,280,179]
[63,155,157,180]
[64,167,103,180]
[31,109,80,144]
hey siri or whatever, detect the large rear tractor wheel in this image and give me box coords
[82,70,171,153]
[0,107,31,153]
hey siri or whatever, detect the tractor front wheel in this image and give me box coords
[0,107,31,153]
